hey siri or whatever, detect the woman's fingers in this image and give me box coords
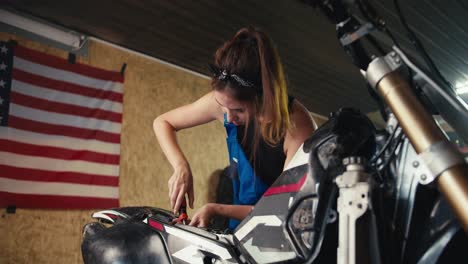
[167,167,193,212]
[173,189,186,214]
[170,184,180,211]
[168,172,183,210]
[189,215,206,228]
[198,220,207,228]
[189,215,199,226]
[188,186,195,209]
[188,205,214,228]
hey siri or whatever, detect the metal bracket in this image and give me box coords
[366,51,404,90]
[335,158,370,264]
[417,141,466,185]
[409,154,433,186]
[339,22,375,46]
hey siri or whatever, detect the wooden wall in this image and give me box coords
[0,32,327,263]
[0,33,229,263]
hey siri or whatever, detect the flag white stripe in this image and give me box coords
[12,80,123,113]
[10,104,122,134]
[0,178,119,199]
[13,56,123,93]
[0,127,120,155]
[0,151,119,177]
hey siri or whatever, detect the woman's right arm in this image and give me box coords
[153,92,222,213]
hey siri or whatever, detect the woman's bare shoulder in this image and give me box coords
[156,91,224,130]
[199,91,225,123]
[284,99,316,149]
[290,99,316,132]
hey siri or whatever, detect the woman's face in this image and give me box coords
[214,91,250,126]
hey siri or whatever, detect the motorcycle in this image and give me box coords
[81,1,468,263]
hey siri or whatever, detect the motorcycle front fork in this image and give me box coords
[335,157,381,264]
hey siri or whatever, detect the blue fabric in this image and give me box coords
[224,114,268,229]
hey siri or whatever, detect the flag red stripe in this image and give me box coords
[1,43,122,209]
[0,165,119,186]
[0,192,119,209]
[11,91,122,123]
[0,139,120,165]
[14,45,124,83]
[13,69,123,103]
[8,116,121,144]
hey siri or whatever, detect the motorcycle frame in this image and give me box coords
[307,0,468,262]
[310,0,468,233]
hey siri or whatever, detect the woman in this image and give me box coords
[153,26,316,229]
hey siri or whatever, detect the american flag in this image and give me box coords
[0,41,123,209]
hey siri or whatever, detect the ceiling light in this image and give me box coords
[0,9,85,50]
[455,81,468,95]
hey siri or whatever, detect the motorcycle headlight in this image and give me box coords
[287,197,318,255]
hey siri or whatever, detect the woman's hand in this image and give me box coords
[189,203,217,228]
[188,204,253,227]
[154,92,221,214]
[168,163,194,214]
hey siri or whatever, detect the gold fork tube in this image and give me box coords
[377,71,468,232]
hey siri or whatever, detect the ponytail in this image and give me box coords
[211,26,291,151]
[252,29,291,145]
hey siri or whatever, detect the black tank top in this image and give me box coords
[236,96,294,186]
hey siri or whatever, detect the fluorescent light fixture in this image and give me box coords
[0,9,85,50]
[455,81,468,95]
[456,86,468,95]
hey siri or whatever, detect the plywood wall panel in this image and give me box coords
[0,32,228,263]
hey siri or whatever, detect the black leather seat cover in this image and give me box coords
[81,221,170,264]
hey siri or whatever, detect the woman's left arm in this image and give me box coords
[283,100,316,169]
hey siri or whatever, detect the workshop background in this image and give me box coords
[1,0,467,263]
[0,31,327,263]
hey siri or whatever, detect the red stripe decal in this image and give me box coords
[104,213,119,219]
[0,165,119,186]
[263,173,307,197]
[0,139,120,165]
[148,219,164,231]
[14,45,124,83]
[8,116,121,144]
[0,192,119,209]
[11,91,122,123]
[13,69,123,103]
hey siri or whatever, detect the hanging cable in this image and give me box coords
[377,130,405,172]
[370,123,401,165]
